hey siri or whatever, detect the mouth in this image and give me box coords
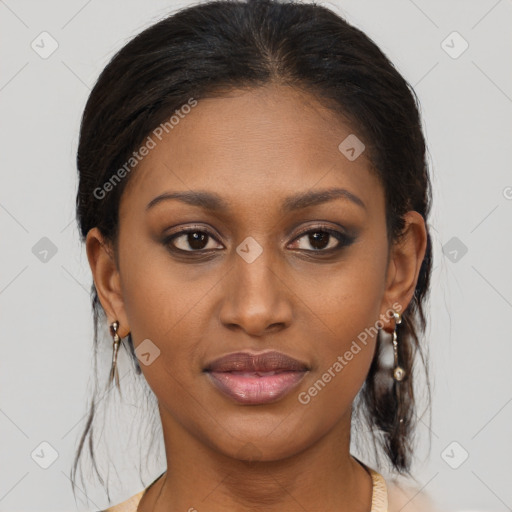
[203,350,310,405]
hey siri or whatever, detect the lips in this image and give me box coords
[204,350,309,404]
[204,350,309,373]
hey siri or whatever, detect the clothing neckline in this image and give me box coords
[361,462,389,512]
[130,459,388,512]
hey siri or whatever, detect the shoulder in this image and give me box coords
[386,477,440,512]
[101,470,166,512]
[100,489,145,512]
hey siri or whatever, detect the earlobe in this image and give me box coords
[380,211,427,331]
[85,227,130,337]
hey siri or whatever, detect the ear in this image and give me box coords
[379,211,427,333]
[85,227,130,338]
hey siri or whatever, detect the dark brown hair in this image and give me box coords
[71,0,433,501]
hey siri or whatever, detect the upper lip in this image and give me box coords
[204,350,310,373]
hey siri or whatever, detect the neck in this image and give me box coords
[139,405,373,512]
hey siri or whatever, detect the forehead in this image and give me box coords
[120,84,380,214]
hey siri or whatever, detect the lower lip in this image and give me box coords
[206,370,307,404]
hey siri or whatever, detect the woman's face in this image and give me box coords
[89,84,424,462]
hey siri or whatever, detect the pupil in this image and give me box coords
[309,231,329,250]
[189,232,207,250]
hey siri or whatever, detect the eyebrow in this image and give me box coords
[145,187,366,213]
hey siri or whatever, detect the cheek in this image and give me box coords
[295,230,388,342]
[294,239,388,412]
[119,227,210,334]
[118,242,229,400]
[295,290,381,428]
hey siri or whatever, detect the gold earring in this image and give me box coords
[109,320,122,394]
[391,310,405,382]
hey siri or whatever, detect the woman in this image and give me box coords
[71,0,437,510]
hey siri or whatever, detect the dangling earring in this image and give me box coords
[391,310,405,382]
[109,320,122,395]
[390,310,406,425]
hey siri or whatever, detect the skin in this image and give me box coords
[86,83,427,512]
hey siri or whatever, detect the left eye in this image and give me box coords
[289,229,348,251]
[166,229,223,252]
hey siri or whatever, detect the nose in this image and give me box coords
[219,244,293,337]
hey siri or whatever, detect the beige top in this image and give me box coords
[102,463,438,512]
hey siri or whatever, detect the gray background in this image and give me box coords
[1,0,511,510]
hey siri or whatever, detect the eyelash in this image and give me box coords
[163,224,355,256]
